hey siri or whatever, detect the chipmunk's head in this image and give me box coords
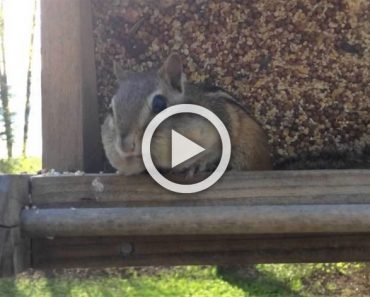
[107,53,186,158]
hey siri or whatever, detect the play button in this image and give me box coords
[142,104,231,194]
[171,130,205,168]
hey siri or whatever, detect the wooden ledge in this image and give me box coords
[22,169,370,236]
[21,204,370,237]
[24,170,370,237]
[21,170,370,267]
[30,170,370,207]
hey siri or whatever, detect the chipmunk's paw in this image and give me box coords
[184,162,210,179]
[185,167,195,179]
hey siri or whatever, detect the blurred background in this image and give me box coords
[0,0,41,172]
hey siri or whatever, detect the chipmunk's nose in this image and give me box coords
[122,139,135,153]
[120,133,137,154]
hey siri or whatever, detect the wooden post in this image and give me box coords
[41,0,102,172]
[0,175,30,277]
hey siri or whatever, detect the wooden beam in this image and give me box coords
[21,204,370,237]
[0,175,30,277]
[31,233,370,268]
[24,170,370,267]
[41,0,102,172]
[30,170,370,207]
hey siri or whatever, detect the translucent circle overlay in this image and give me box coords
[141,104,231,194]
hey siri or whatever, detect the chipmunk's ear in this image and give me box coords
[113,61,128,81]
[159,53,185,93]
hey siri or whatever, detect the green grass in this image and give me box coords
[0,264,366,297]
[1,267,244,297]
[0,156,41,174]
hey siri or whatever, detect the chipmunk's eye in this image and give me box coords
[152,94,167,113]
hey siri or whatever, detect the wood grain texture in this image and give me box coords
[21,204,370,237]
[0,175,29,227]
[0,176,30,277]
[25,170,370,266]
[31,170,370,207]
[41,0,102,172]
[31,233,370,268]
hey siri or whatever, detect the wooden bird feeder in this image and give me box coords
[1,0,369,277]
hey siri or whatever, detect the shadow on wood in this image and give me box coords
[32,233,370,269]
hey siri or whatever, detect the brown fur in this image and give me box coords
[190,92,272,171]
[226,103,272,170]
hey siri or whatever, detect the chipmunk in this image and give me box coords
[101,53,272,175]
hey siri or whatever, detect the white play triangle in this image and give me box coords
[171,130,205,168]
